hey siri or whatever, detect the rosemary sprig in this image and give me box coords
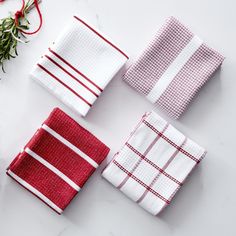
[0,0,41,72]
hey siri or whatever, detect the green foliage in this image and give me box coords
[0,0,37,72]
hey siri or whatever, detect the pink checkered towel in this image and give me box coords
[123,16,224,119]
[102,111,206,215]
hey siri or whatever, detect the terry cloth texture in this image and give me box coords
[31,16,128,116]
[123,16,224,119]
[7,108,110,214]
[102,111,206,215]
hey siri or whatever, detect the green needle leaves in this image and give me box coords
[0,0,40,72]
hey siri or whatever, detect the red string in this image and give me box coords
[14,0,25,26]
[15,0,43,35]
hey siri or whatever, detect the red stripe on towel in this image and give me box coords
[6,171,62,214]
[117,123,169,189]
[45,55,99,97]
[143,120,200,163]
[9,153,77,211]
[73,16,129,59]
[113,160,170,204]
[125,143,182,186]
[136,138,187,204]
[48,48,103,92]
[37,63,92,107]
[44,108,110,165]
[27,129,96,188]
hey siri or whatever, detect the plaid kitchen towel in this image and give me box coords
[102,111,206,215]
[31,16,128,116]
[6,108,110,214]
[123,16,224,119]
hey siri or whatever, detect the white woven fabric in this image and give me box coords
[102,111,206,215]
[31,16,128,116]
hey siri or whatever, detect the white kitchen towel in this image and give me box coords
[31,16,129,116]
[102,111,206,215]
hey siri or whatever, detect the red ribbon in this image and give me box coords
[15,0,43,35]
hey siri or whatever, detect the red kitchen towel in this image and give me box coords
[6,108,110,214]
[123,16,224,119]
[102,111,206,215]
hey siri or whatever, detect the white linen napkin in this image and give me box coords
[102,111,206,215]
[31,16,128,116]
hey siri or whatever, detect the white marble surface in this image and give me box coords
[0,0,235,235]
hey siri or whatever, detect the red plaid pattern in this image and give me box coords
[31,16,128,116]
[6,108,110,214]
[123,16,224,119]
[102,111,206,215]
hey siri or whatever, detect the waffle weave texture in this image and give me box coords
[31,16,128,116]
[123,16,224,119]
[7,108,110,214]
[102,111,206,215]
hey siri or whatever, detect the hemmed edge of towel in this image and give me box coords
[30,72,90,117]
[6,169,63,214]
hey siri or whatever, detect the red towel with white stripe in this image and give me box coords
[123,16,224,119]
[31,16,128,116]
[6,108,110,214]
[102,111,206,215]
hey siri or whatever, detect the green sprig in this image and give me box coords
[0,0,40,72]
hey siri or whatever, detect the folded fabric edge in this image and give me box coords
[169,60,224,121]
[101,112,150,174]
[30,72,90,117]
[154,150,207,216]
[6,169,63,214]
[167,16,225,62]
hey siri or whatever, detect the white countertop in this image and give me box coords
[0,0,235,235]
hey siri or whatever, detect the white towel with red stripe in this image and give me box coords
[123,16,224,119]
[31,16,128,116]
[7,108,110,214]
[102,111,206,215]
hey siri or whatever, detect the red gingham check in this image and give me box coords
[6,108,110,214]
[123,16,224,119]
[102,111,206,215]
[31,16,128,117]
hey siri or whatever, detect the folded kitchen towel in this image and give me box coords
[123,16,224,119]
[102,111,206,215]
[6,108,110,214]
[31,16,128,116]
